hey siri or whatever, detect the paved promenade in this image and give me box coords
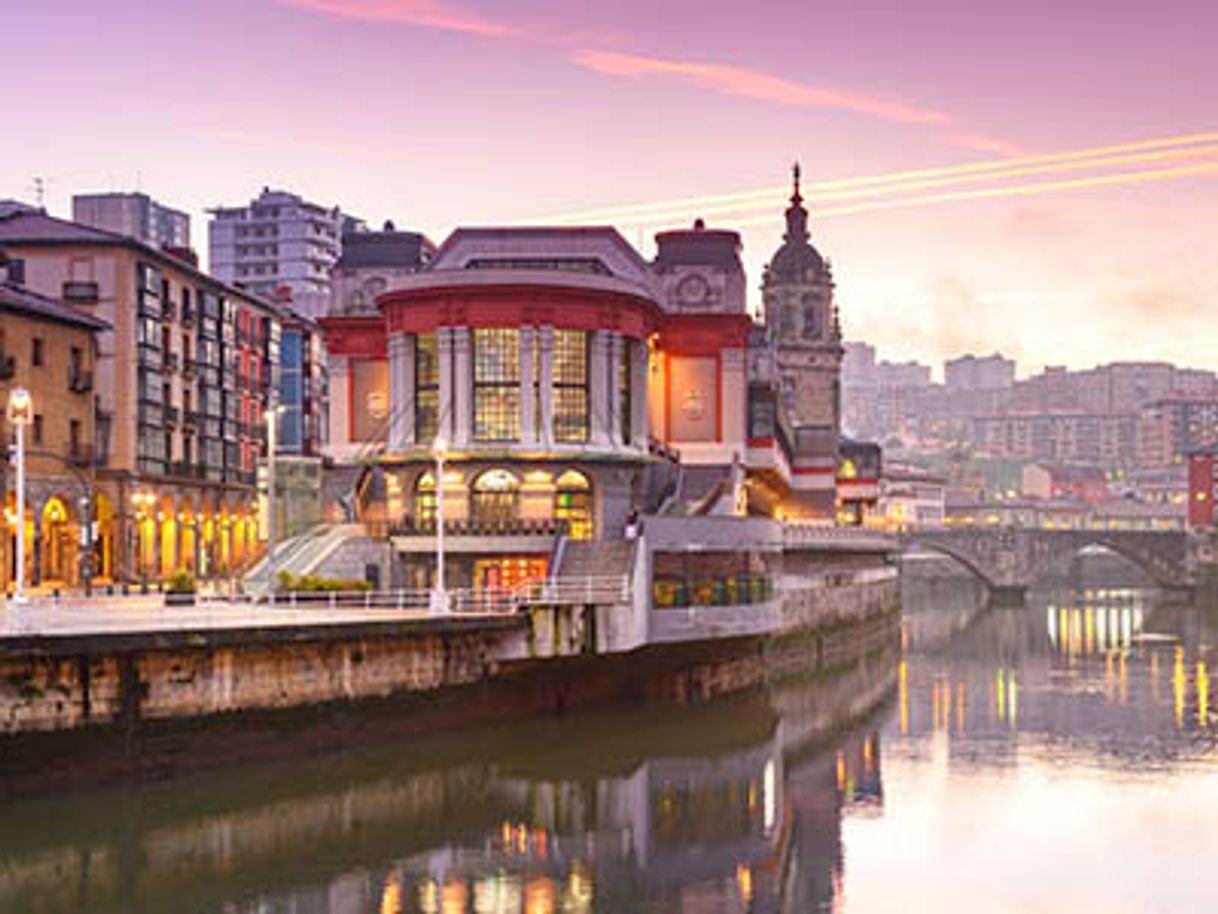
[0,595,440,641]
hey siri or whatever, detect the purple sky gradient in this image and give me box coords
[4,0,1215,376]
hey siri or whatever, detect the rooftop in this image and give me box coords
[0,281,110,331]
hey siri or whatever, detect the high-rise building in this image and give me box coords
[208,188,356,318]
[72,192,191,249]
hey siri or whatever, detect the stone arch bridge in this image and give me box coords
[899,528,1196,601]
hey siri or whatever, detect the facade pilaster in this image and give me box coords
[519,327,537,445]
[609,333,625,447]
[538,326,555,447]
[721,348,747,449]
[387,332,411,451]
[452,326,472,447]
[630,337,649,447]
[437,327,455,445]
[589,330,612,447]
[327,355,350,446]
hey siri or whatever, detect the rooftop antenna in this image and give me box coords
[31,176,46,209]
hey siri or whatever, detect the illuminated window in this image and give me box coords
[415,333,439,443]
[472,468,520,524]
[554,469,593,540]
[414,471,437,526]
[473,329,520,441]
[553,329,588,443]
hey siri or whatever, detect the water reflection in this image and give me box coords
[3,568,1218,912]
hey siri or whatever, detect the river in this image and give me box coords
[2,559,1217,913]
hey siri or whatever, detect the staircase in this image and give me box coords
[552,539,638,604]
[242,523,364,596]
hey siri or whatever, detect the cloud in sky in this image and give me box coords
[946,132,1024,156]
[569,49,952,126]
[281,0,521,38]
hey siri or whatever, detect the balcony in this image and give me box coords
[164,352,180,373]
[162,300,177,321]
[169,461,205,479]
[68,368,93,393]
[68,443,94,468]
[62,280,99,303]
[181,304,195,327]
[182,409,200,429]
[182,358,197,379]
[0,353,14,381]
[165,405,180,427]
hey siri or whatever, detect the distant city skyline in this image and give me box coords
[3,0,1215,372]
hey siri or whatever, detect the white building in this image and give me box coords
[72,192,191,248]
[208,188,355,318]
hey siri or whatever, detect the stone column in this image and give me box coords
[538,326,554,447]
[387,333,411,452]
[452,327,472,447]
[609,333,625,447]
[631,338,649,447]
[520,326,537,445]
[589,331,612,447]
[328,355,350,446]
[437,327,455,445]
[721,348,747,448]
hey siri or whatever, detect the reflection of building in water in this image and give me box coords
[897,584,1213,776]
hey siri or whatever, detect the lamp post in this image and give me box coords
[131,490,155,592]
[6,388,32,605]
[266,395,280,608]
[431,437,449,614]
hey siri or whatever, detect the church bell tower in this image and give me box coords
[762,163,843,434]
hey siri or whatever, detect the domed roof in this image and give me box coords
[765,163,827,284]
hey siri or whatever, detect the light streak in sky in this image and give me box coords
[537,130,1218,226]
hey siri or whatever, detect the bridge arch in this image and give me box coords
[901,541,1000,591]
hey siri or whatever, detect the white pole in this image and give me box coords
[434,449,447,614]
[266,396,277,608]
[13,421,26,604]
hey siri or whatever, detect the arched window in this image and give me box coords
[802,295,820,339]
[414,471,438,527]
[554,470,593,540]
[780,304,796,338]
[472,469,520,525]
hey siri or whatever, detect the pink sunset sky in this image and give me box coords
[4,0,1215,377]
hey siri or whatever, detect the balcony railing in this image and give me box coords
[162,301,177,321]
[182,409,200,429]
[62,280,99,303]
[387,517,568,538]
[181,304,195,327]
[164,405,180,427]
[182,358,197,379]
[68,368,93,393]
[164,352,180,373]
[68,443,95,468]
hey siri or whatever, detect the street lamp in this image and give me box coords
[265,395,283,607]
[431,436,449,614]
[6,388,32,604]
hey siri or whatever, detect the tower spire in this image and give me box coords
[791,161,802,204]
[784,161,809,242]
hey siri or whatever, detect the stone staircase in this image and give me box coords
[553,539,637,603]
[242,524,365,596]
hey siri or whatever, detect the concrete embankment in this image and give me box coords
[0,576,899,797]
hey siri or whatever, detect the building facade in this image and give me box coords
[72,192,191,249]
[0,209,286,585]
[1,264,109,593]
[320,178,856,590]
[208,188,353,318]
[329,221,436,316]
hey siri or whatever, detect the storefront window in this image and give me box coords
[554,469,593,540]
[415,333,439,443]
[553,329,588,442]
[473,329,520,441]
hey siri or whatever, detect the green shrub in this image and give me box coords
[165,570,197,594]
[276,571,372,593]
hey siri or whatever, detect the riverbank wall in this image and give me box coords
[0,571,898,797]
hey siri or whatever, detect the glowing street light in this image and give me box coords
[6,388,32,604]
